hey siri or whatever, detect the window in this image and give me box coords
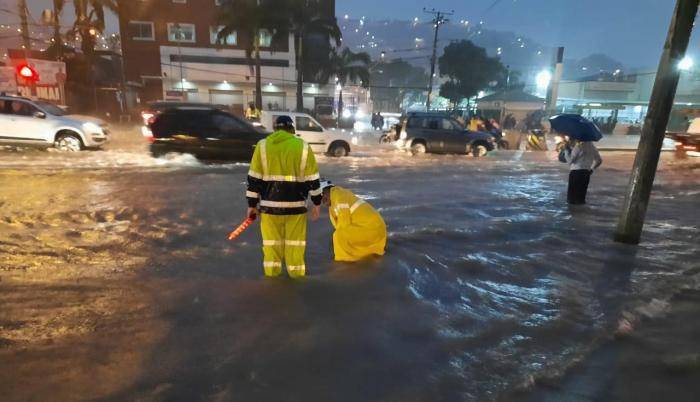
[441,118,461,131]
[212,113,250,135]
[128,21,154,41]
[34,100,66,116]
[210,26,237,45]
[259,29,272,47]
[296,116,323,132]
[4,100,38,117]
[427,118,440,130]
[407,116,426,129]
[168,23,196,43]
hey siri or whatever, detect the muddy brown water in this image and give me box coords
[1,131,699,401]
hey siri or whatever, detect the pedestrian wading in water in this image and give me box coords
[564,139,603,205]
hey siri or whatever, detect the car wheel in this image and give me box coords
[410,141,427,155]
[329,142,349,157]
[471,143,488,157]
[55,132,83,152]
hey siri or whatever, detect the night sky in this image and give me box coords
[337,0,697,68]
[2,0,697,68]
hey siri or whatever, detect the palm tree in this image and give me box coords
[217,0,286,110]
[283,0,341,112]
[317,48,371,125]
[70,0,118,57]
[50,0,65,59]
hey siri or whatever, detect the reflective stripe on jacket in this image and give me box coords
[247,130,322,215]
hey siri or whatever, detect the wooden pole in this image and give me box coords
[614,0,699,245]
[18,0,31,50]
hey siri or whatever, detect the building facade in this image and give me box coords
[118,0,336,114]
[557,70,700,130]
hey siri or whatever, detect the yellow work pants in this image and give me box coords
[260,213,307,278]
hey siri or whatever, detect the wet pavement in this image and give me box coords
[1,127,699,401]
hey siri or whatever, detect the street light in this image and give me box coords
[536,70,552,90]
[679,56,694,71]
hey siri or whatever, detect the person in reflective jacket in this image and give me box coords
[246,115,322,278]
[320,180,386,262]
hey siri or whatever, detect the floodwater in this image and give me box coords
[1,128,699,402]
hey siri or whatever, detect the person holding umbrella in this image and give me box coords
[550,114,603,205]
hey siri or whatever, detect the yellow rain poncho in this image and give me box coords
[329,186,386,262]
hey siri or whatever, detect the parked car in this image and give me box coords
[667,117,700,157]
[258,111,357,157]
[145,106,265,161]
[396,112,495,156]
[0,95,109,151]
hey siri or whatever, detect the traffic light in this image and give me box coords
[17,64,39,82]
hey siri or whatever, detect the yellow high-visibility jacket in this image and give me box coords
[247,130,322,215]
[329,186,386,262]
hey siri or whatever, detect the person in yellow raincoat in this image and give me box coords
[320,180,386,262]
[246,116,322,278]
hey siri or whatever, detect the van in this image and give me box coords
[259,111,357,157]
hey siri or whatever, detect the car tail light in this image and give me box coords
[141,111,155,125]
[141,125,155,142]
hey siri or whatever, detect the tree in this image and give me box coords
[281,0,341,112]
[218,0,287,110]
[438,40,506,108]
[70,0,118,57]
[370,59,428,112]
[316,48,371,125]
[51,0,65,58]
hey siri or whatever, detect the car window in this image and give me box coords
[296,116,323,132]
[5,100,37,117]
[407,116,425,129]
[34,100,65,116]
[427,118,440,130]
[441,118,461,131]
[211,113,252,137]
[153,110,211,138]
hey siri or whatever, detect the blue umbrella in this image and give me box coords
[549,114,603,142]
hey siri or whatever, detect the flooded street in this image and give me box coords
[1,128,699,402]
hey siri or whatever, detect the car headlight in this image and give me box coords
[83,122,102,134]
[342,109,352,119]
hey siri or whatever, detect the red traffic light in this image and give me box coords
[17,64,39,81]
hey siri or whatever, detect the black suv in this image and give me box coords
[399,112,495,156]
[147,107,265,161]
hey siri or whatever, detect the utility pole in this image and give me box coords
[614,0,698,245]
[545,47,564,115]
[18,0,31,50]
[423,8,452,111]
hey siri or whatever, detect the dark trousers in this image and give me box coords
[568,169,592,204]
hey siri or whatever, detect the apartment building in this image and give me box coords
[119,0,336,113]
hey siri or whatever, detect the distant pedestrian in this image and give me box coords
[564,139,603,205]
[377,112,384,130]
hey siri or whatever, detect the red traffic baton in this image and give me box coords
[228,215,256,241]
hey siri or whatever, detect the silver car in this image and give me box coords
[0,96,109,151]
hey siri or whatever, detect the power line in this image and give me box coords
[423,7,453,110]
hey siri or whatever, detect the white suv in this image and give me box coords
[259,111,357,157]
[0,96,109,151]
